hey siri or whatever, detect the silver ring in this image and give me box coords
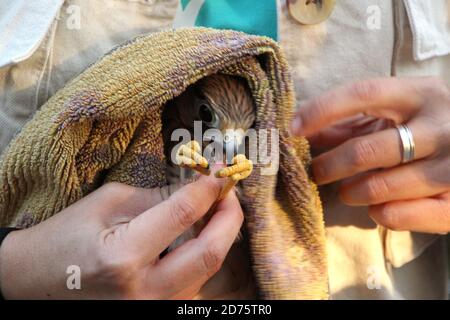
[396,124,415,163]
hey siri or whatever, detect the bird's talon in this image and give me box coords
[176,140,210,175]
[216,154,253,200]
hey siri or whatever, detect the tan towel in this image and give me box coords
[0,28,328,299]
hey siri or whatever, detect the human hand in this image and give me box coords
[0,166,243,299]
[291,77,450,234]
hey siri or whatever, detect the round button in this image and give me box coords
[287,0,336,25]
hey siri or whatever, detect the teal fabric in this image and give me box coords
[179,0,278,40]
[180,0,190,10]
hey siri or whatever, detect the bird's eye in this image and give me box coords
[198,104,217,126]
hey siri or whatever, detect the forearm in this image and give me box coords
[0,226,62,300]
[0,228,23,299]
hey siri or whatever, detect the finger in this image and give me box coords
[135,183,186,213]
[312,128,400,185]
[291,78,424,137]
[151,192,244,297]
[369,193,450,234]
[150,240,212,299]
[99,183,186,225]
[312,120,439,185]
[307,116,393,149]
[123,164,226,261]
[339,158,450,206]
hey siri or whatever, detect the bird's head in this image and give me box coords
[194,74,256,161]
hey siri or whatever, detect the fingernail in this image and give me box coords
[290,116,302,135]
[198,168,226,188]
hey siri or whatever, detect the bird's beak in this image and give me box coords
[223,129,246,164]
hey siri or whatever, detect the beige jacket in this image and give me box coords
[0,0,448,299]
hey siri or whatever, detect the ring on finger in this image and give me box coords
[396,124,415,164]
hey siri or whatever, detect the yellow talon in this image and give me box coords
[216,154,253,200]
[176,140,210,175]
[215,154,252,179]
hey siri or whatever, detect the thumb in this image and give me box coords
[122,164,228,261]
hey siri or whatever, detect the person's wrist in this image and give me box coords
[0,229,24,299]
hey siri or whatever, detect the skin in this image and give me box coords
[0,165,244,299]
[291,76,450,234]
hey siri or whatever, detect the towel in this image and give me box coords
[0,28,328,299]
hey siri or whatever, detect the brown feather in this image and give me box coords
[162,74,255,164]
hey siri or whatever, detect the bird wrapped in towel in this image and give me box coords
[162,74,256,298]
[0,28,329,299]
